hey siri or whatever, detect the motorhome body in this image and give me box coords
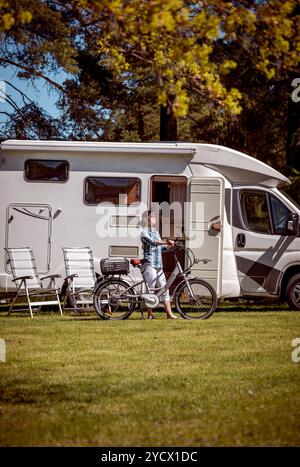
[1,140,300,308]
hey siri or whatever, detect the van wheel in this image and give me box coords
[286,274,300,310]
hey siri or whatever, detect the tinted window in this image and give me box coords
[270,196,291,234]
[25,160,69,182]
[85,177,141,205]
[242,192,271,233]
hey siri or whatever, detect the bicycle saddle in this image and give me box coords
[130,258,141,267]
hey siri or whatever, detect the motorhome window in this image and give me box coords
[269,196,291,234]
[242,193,271,234]
[85,177,141,205]
[25,160,69,182]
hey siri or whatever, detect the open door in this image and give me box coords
[5,203,52,274]
[151,175,187,239]
[150,176,187,291]
[185,177,224,296]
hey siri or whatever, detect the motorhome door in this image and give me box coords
[185,178,224,296]
[5,203,52,274]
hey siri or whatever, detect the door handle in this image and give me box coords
[237,233,246,248]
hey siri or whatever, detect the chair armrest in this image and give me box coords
[41,274,61,281]
[12,275,33,282]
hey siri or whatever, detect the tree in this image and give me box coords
[0,0,32,33]
[69,0,299,140]
[0,0,299,149]
[71,0,244,140]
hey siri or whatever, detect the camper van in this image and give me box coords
[0,139,300,309]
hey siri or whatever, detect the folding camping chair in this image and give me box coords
[5,247,63,318]
[62,247,100,312]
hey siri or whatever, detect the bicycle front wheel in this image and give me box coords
[93,278,135,320]
[175,278,217,319]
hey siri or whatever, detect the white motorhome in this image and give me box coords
[1,139,300,309]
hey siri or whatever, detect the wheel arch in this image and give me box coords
[279,265,300,301]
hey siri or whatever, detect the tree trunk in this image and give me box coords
[286,73,300,172]
[137,107,145,141]
[160,100,177,142]
[286,5,300,172]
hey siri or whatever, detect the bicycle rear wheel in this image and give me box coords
[175,278,217,319]
[93,278,135,320]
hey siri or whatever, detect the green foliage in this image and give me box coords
[0,0,299,175]
[70,0,299,118]
[76,0,244,117]
[0,1,32,32]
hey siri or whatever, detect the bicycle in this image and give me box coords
[93,242,217,320]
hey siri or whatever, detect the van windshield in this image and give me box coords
[279,189,300,211]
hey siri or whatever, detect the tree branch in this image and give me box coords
[0,58,66,93]
[3,93,22,113]
[3,80,35,106]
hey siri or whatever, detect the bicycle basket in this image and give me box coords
[100,257,130,276]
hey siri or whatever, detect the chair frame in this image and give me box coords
[62,247,100,312]
[5,247,63,318]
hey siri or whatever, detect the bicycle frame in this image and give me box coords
[151,256,195,300]
[110,248,197,304]
[93,243,217,320]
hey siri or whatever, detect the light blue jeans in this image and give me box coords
[142,265,170,302]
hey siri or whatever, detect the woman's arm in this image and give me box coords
[141,230,159,246]
[141,230,175,247]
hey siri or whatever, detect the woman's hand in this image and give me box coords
[211,222,222,232]
[167,239,175,247]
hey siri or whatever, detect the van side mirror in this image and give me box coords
[287,213,300,236]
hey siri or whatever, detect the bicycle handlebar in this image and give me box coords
[165,240,212,272]
[162,240,195,272]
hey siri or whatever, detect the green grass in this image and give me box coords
[0,310,300,446]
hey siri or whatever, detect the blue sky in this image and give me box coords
[0,64,67,129]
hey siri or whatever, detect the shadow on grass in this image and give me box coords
[217,298,296,312]
[1,299,298,318]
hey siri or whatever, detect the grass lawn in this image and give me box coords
[0,309,300,446]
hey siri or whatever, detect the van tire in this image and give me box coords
[286,274,300,310]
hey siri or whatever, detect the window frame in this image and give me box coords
[269,194,292,236]
[24,159,69,183]
[240,189,292,236]
[83,175,142,206]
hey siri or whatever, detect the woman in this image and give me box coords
[141,210,179,319]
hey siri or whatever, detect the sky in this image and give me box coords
[0,64,68,134]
